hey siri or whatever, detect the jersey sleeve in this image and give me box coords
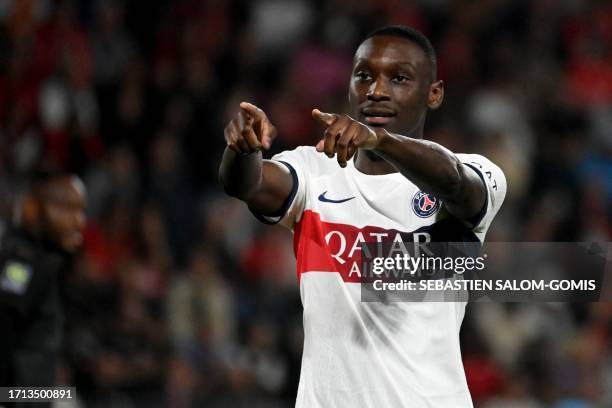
[249,146,312,230]
[456,153,507,236]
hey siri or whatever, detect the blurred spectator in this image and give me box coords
[0,172,86,408]
[168,248,235,353]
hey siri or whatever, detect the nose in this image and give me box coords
[367,78,391,101]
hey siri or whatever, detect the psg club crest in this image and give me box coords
[412,191,441,218]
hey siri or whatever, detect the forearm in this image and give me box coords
[219,148,263,200]
[311,110,485,221]
[374,130,462,200]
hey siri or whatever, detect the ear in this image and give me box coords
[428,80,444,110]
[21,194,40,226]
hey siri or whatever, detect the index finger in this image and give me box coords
[238,109,253,128]
[312,109,338,127]
[240,102,266,122]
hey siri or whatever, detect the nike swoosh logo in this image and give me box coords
[318,191,355,203]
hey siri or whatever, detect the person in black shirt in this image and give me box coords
[0,171,86,402]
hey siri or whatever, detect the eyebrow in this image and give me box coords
[354,58,418,71]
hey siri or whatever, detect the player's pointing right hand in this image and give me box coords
[224,102,277,154]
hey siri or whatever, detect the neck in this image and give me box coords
[20,221,56,250]
[20,221,41,241]
[353,122,424,175]
[354,150,396,175]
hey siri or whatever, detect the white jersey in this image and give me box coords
[254,146,506,408]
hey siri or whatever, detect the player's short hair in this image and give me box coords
[24,168,78,203]
[29,168,71,190]
[362,25,437,81]
[11,168,74,224]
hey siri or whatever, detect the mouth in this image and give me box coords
[360,108,396,127]
[65,231,84,251]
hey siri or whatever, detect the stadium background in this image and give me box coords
[0,0,611,406]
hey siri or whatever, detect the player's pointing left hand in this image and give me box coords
[312,109,381,168]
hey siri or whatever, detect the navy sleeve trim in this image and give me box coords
[249,160,299,225]
[463,163,489,228]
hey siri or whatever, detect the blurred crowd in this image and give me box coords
[0,0,611,407]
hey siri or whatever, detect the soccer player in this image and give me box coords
[219,25,506,408]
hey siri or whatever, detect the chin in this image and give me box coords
[62,240,83,253]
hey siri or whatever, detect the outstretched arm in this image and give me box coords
[373,132,484,222]
[219,103,293,216]
[311,110,486,223]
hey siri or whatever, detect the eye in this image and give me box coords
[392,74,410,84]
[354,71,372,81]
